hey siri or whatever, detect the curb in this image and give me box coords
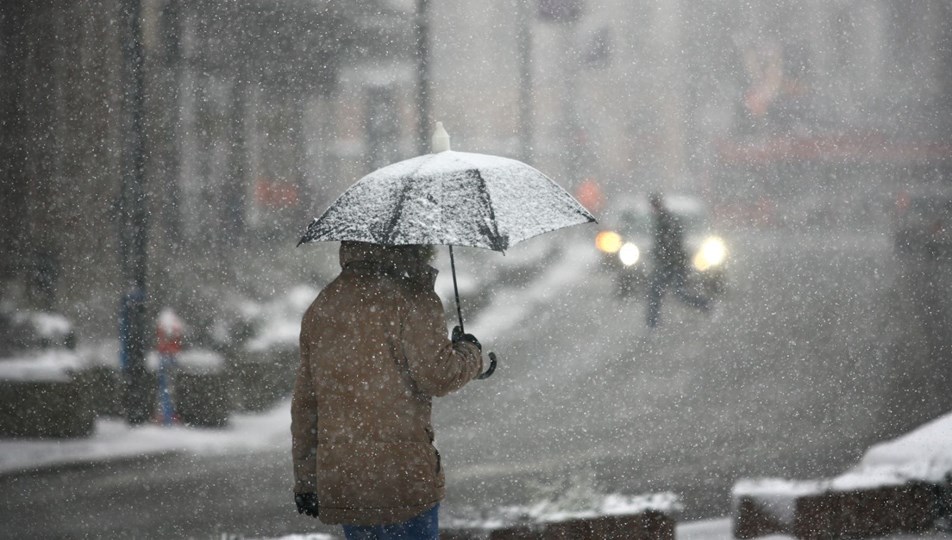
[442,509,676,540]
[734,481,946,539]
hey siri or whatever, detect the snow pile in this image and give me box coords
[0,308,75,347]
[0,349,86,383]
[736,409,952,504]
[156,308,184,335]
[732,477,827,531]
[446,491,681,531]
[513,491,682,524]
[859,411,952,484]
[78,339,120,370]
[676,518,737,540]
[244,285,317,353]
[146,349,225,376]
[26,312,72,339]
[734,410,952,533]
[76,341,225,376]
[264,535,335,540]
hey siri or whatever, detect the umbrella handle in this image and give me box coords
[449,245,465,333]
[449,246,494,380]
[477,352,497,380]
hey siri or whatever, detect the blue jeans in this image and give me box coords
[342,504,439,540]
[157,353,176,425]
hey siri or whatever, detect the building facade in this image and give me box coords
[1,0,950,337]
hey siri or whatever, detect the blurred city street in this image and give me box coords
[2,1,951,538]
[3,224,951,537]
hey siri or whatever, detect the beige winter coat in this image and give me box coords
[291,242,483,525]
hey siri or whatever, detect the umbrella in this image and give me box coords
[298,123,596,377]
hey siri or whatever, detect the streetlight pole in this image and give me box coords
[118,0,152,425]
[517,0,534,164]
[415,0,431,155]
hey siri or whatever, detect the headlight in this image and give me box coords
[619,242,640,266]
[595,231,622,254]
[693,236,727,271]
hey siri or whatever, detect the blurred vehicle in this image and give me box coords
[894,184,952,259]
[0,307,94,438]
[594,194,729,298]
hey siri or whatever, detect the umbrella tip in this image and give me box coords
[432,121,451,153]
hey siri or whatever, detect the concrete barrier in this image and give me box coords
[541,510,675,539]
[0,378,94,438]
[442,509,676,540]
[793,482,939,539]
[227,346,297,411]
[733,495,789,539]
[732,478,944,539]
[174,371,230,427]
[78,366,124,417]
[0,349,95,438]
[488,526,542,539]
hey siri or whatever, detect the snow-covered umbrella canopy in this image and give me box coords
[297,124,596,251]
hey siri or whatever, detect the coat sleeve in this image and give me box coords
[290,317,318,494]
[401,291,483,397]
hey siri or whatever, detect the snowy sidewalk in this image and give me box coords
[0,399,292,475]
[3,403,952,539]
[247,518,952,540]
[678,518,952,540]
[0,380,952,540]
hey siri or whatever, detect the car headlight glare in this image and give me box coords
[619,242,640,266]
[595,231,623,254]
[693,236,727,271]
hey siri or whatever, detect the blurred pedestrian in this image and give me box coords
[291,241,484,539]
[155,308,184,425]
[646,193,710,327]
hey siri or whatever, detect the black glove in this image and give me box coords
[295,493,319,518]
[452,325,482,351]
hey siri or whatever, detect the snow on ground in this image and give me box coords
[677,518,742,540]
[0,349,85,383]
[262,533,337,540]
[734,409,952,504]
[730,410,952,539]
[467,232,598,341]
[859,410,952,483]
[443,491,682,531]
[0,399,292,475]
[676,518,952,540]
[254,519,952,540]
[244,285,318,353]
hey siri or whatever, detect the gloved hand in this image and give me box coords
[295,492,319,518]
[452,325,482,351]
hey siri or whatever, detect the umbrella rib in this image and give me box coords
[382,154,437,245]
[383,185,411,245]
[472,169,507,251]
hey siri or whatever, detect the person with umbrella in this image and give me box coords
[292,123,595,537]
[291,240,484,538]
